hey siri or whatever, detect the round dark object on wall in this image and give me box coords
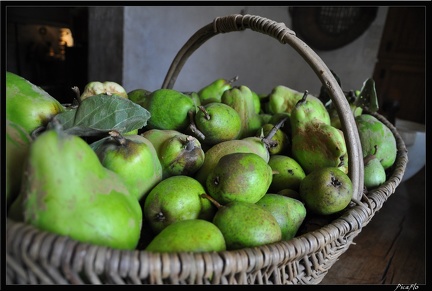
[289,7,378,51]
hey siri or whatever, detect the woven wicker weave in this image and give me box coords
[6,14,408,285]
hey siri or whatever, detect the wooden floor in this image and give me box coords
[320,166,426,285]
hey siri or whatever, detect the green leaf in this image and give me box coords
[48,94,150,136]
[89,136,111,151]
[51,107,76,129]
[355,78,379,112]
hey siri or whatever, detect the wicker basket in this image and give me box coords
[6,14,408,285]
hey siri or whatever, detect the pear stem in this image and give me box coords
[109,130,127,146]
[198,105,210,120]
[296,90,309,108]
[38,116,66,139]
[188,110,206,140]
[200,193,223,209]
[261,116,288,149]
[363,145,378,165]
[71,86,81,104]
[228,75,239,85]
[184,136,196,152]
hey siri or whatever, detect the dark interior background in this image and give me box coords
[6,7,89,104]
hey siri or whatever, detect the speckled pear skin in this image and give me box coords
[290,93,348,174]
[20,129,142,250]
[212,201,282,250]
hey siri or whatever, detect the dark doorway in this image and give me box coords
[6,7,89,104]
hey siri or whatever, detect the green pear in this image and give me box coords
[6,119,32,207]
[194,117,287,185]
[251,90,262,114]
[127,88,152,107]
[143,175,216,234]
[145,219,226,253]
[6,71,65,135]
[268,155,306,193]
[80,81,128,100]
[363,146,386,190]
[92,131,163,201]
[299,167,353,216]
[364,156,386,190]
[194,137,269,186]
[16,127,142,250]
[268,85,304,115]
[290,90,331,129]
[141,129,181,154]
[257,123,290,155]
[205,196,282,250]
[158,134,205,178]
[221,85,262,138]
[268,86,330,128]
[197,76,238,105]
[256,194,307,241]
[206,152,273,204]
[291,91,348,174]
[292,123,348,174]
[142,129,205,179]
[191,102,242,146]
[355,114,397,170]
[141,88,196,131]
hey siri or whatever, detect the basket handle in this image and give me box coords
[161,14,364,201]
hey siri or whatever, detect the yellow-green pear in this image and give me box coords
[299,167,353,216]
[142,129,205,179]
[18,127,142,250]
[205,195,282,250]
[145,219,226,253]
[355,114,397,170]
[268,155,306,193]
[256,194,307,241]
[192,102,242,146]
[6,71,65,135]
[143,175,216,234]
[93,131,163,201]
[206,152,273,204]
[197,76,238,105]
[6,119,32,207]
[141,89,196,131]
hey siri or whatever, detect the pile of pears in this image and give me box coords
[6,71,397,253]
